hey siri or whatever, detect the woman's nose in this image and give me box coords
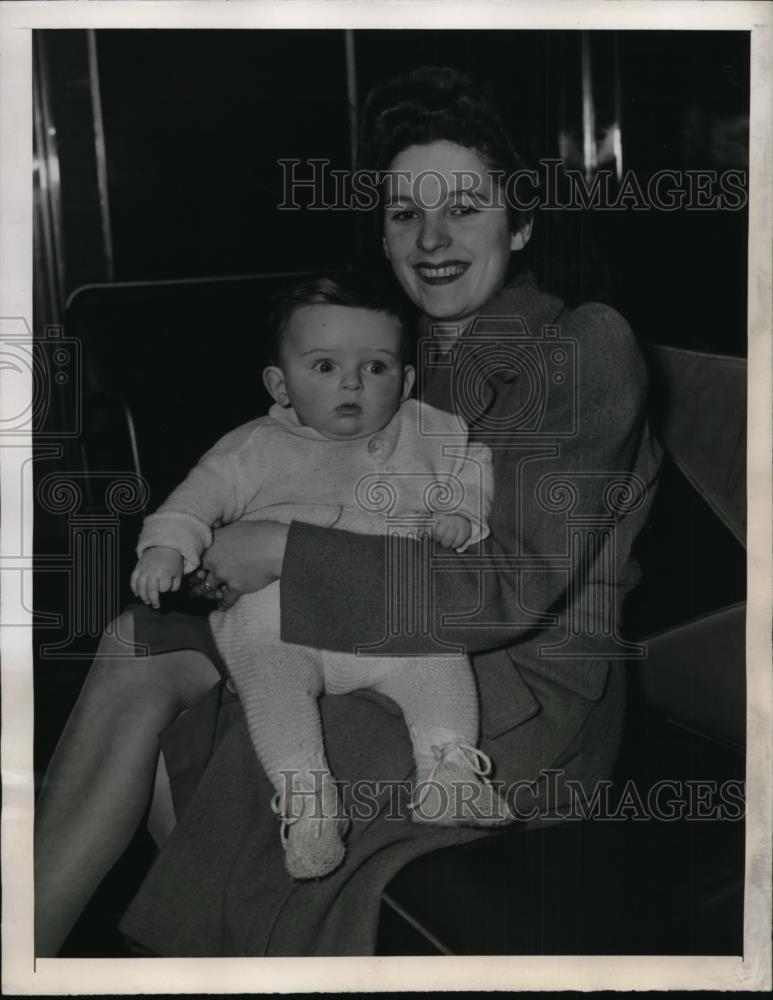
[416,213,451,252]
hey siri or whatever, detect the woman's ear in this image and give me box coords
[382,236,391,260]
[510,217,534,252]
[401,364,416,401]
[263,366,290,407]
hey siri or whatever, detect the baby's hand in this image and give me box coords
[432,513,472,550]
[130,547,184,609]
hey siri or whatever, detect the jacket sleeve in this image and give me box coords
[280,305,658,661]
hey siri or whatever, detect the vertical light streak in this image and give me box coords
[87,29,115,282]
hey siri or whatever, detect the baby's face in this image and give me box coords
[267,304,415,440]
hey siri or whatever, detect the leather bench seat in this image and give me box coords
[378,709,745,955]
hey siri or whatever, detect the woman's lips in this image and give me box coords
[414,261,470,285]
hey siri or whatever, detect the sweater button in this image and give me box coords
[368,436,383,453]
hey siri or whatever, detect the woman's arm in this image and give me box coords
[279,305,661,657]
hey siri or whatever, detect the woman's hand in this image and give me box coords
[193,521,289,610]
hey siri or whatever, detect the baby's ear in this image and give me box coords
[263,366,290,406]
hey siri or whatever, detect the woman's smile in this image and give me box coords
[414,260,470,284]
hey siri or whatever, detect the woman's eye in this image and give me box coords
[449,203,480,216]
[387,209,418,223]
[312,360,336,373]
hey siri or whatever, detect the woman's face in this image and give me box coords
[382,140,530,328]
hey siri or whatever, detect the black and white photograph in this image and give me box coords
[1,0,771,993]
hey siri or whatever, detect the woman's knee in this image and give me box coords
[86,653,172,713]
[85,608,220,717]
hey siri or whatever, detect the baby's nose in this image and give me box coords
[340,369,363,390]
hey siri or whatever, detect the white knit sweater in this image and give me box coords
[137,399,493,570]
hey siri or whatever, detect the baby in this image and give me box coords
[131,274,509,881]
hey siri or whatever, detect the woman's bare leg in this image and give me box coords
[34,609,220,956]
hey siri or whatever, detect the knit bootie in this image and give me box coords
[271,766,349,880]
[411,739,511,828]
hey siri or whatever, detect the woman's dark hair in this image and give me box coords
[360,65,534,234]
[267,272,413,365]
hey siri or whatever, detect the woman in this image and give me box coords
[35,66,661,956]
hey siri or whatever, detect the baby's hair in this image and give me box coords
[267,272,413,366]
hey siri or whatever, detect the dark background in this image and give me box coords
[39,29,750,352]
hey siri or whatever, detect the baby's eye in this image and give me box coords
[312,359,337,373]
[365,360,388,374]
